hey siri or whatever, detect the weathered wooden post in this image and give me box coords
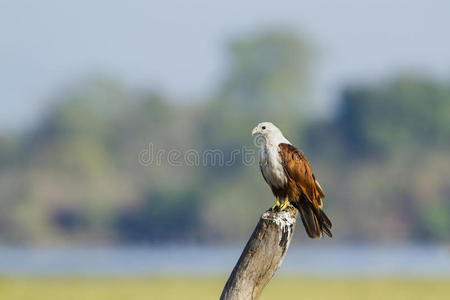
[220,207,298,300]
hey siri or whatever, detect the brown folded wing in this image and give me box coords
[279,143,332,238]
[278,143,322,210]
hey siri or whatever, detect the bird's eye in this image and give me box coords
[262,126,266,130]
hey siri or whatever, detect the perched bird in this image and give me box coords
[252,122,332,238]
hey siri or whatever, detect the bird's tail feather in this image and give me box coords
[294,196,332,239]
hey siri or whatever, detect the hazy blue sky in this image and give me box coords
[1,0,450,130]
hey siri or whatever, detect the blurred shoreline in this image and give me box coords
[0,244,448,277]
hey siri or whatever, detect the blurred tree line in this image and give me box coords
[0,29,448,245]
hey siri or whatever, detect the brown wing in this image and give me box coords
[279,143,332,238]
[315,179,325,199]
[278,143,322,210]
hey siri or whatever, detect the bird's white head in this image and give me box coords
[252,122,290,145]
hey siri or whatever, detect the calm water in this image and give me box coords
[0,244,448,277]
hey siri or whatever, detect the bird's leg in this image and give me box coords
[279,197,293,210]
[271,197,281,211]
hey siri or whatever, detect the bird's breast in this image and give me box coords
[260,144,288,188]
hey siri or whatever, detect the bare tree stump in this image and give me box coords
[220,207,298,300]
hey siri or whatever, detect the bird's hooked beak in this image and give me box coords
[251,126,259,136]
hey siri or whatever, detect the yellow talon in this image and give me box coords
[271,197,281,211]
[279,197,292,210]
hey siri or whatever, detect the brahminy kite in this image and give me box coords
[252,122,332,238]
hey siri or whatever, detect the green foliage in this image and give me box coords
[115,189,202,242]
[0,29,448,244]
[307,77,450,241]
[338,77,450,156]
[217,28,313,132]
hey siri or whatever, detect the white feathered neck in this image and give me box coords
[258,128,291,189]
